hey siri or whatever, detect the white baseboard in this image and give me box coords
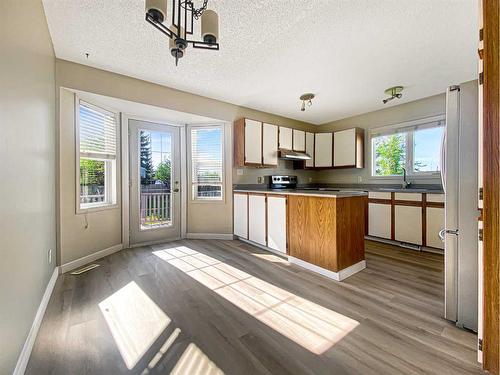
[13,266,59,375]
[60,244,123,274]
[289,257,366,282]
[186,233,234,240]
[238,238,288,257]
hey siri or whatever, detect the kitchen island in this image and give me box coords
[233,188,368,281]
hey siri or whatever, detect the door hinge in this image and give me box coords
[479,72,484,85]
[479,228,483,242]
[478,338,483,351]
[479,187,483,201]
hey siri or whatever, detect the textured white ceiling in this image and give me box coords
[42,0,478,124]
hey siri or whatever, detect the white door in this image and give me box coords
[244,119,262,164]
[262,123,278,166]
[314,133,333,167]
[333,128,356,167]
[129,119,181,245]
[233,193,248,238]
[248,194,266,246]
[267,196,287,252]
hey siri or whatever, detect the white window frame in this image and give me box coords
[188,124,225,203]
[75,97,120,213]
[369,115,445,179]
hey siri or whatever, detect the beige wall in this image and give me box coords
[315,93,447,185]
[55,59,315,258]
[0,1,56,373]
[58,89,122,265]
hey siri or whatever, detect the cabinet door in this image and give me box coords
[305,132,314,167]
[279,127,293,150]
[267,196,287,253]
[333,129,356,167]
[426,207,444,249]
[395,205,422,245]
[244,119,262,164]
[262,123,278,166]
[314,133,333,167]
[248,195,266,246]
[293,129,306,151]
[233,193,248,239]
[368,203,391,239]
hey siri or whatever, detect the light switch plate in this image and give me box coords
[237,169,244,176]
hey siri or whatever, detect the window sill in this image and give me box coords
[76,203,119,214]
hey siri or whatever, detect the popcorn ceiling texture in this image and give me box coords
[43,0,477,124]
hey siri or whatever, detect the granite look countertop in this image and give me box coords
[234,183,444,194]
[233,188,368,198]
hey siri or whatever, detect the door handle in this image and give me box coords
[438,229,446,242]
[438,228,459,242]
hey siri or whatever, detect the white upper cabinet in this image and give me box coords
[262,123,278,166]
[244,119,262,164]
[293,129,306,151]
[333,128,364,168]
[305,132,314,168]
[314,133,333,167]
[279,127,293,150]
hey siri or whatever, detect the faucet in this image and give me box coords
[401,167,411,189]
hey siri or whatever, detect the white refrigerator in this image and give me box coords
[440,81,478,331]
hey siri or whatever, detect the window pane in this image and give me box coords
[413,126,443,173]
[80,159,106,205]
[373,133,407,176]
[191,127,223,200]
[140,130,172,229]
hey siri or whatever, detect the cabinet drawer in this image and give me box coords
[394,193,422,202]
[426,193,444,203]
[368,192,391,200]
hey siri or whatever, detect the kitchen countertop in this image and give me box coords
[234,183,444,194]
[233,188,368,198]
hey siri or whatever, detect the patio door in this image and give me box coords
[128,119,181,245]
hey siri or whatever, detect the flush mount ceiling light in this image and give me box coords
[300,93,315,112]
[145,0,219,66]
[382,86,404,104]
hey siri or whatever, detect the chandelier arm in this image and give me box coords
[146,14,179,39]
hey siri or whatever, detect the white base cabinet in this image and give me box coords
[248,194,267,246]
[395,205,423,245]
[368,203,391,239]
[233,193,248,239]
[267,196,287,253]
[426,207,445,249]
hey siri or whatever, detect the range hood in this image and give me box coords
[278,149,311,161]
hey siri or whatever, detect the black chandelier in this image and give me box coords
[145,0,219,66]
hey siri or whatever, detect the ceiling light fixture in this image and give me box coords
[382,86,403,104]
[300,93,315,112]
[145,0,219,66]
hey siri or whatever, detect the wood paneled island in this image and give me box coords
[233,189,368,281]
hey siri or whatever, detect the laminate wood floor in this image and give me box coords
[26,239,484,375]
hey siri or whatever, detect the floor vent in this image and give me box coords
[70,264,100,275]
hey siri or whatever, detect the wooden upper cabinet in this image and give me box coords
[292,129,306,151]
[279,127,293,150]
[305,132,314,168]
[262,123,278,166]
[333,128,364,168]
[314,133,333,167]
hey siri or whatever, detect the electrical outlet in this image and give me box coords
[257,176,263,184]
[237,169,244,176]
[48,249,52,264]
[357,176,363,183]
[308,177,313,182]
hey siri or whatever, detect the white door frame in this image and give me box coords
[121,113,187,248]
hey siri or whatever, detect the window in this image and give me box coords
[77,100,118,210]
[371,117,444,177]
[190,126,224,200]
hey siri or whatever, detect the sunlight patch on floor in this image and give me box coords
[153,246,359,354]
[170,343,225,375]
[99,281,171,369]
